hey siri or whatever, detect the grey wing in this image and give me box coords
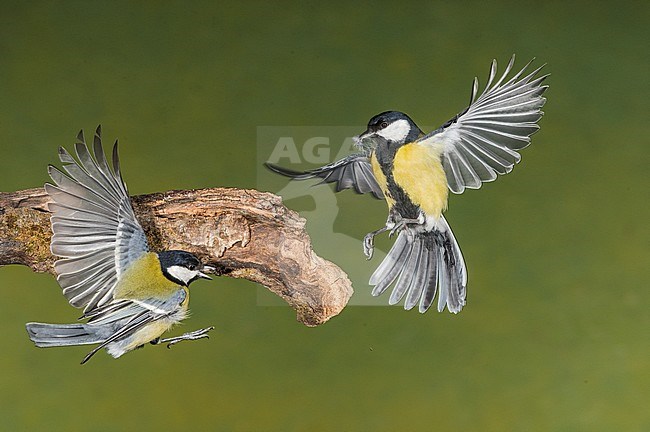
[46,125,149,313]
[79,289,186,364]
[417,55,549,194]
[265,154,385,199]
[82,289,186,325]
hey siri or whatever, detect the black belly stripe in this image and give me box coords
[380,168,420,219]
[375,140,421,220]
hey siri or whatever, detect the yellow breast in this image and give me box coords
[114,252,183,301]
[122,319,177,352]
[392,142,448,218]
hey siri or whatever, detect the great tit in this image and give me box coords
[26,126,215,364]
[266,55,548,314]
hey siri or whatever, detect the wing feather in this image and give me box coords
[47,126,148,313]
[265,154,385,199]
[79,290,186,364]
[418,55,548,193]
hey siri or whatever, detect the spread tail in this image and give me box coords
[26,322,104,348]
[369,215,467,313]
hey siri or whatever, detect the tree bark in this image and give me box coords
[0,187,352,326]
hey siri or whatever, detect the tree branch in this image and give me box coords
[0,187,352,326]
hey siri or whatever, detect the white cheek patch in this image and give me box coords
[377,119,410,142]
[167,265,199,285]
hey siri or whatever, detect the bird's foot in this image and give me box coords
[388,222,404,237]
[389,214,425,237]
[363,223,396,259]
[363,233,375,260]
[157,326,215,349]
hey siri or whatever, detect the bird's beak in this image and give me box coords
[199,265,215,280]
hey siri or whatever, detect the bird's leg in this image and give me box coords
[389,212,425,237]
[363,212,398,260]
[363,227,387,260]
[151,326,215,349]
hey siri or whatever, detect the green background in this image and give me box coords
[1,1,648,431]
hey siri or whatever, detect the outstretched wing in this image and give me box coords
[265,154,384,199]
[46,125,149,313]
[418,55,549,194]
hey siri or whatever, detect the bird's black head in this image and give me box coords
[356,111,422,146]
[158,250,213,287]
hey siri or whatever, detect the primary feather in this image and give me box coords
[265,154,385,199]
[418,55,549,194]
[47,125,149,313]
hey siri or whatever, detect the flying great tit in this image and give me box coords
[26,126,215,364]
[266,55,548,314]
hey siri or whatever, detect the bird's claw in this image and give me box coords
[160,326,215,349]
[363,233,375,260]
[389,221,405,237]
[389,215,423,237]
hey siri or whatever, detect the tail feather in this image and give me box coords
[410,239,436,311]
[369,215,467,313]
[388,238,420,306]
[435,216,467,313]
[26,322,104,347]
[369,232,410,295]
[404,237,430,310]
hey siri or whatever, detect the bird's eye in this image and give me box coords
[380,121,388,129]
[188,264,196,271]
